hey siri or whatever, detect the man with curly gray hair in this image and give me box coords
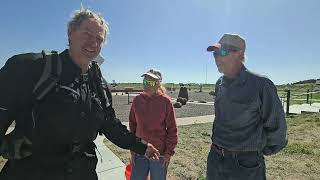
[67,7,109,45]
[0,7,160,180]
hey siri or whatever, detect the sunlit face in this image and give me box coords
[69,18,105,64]
[143,75,159,93]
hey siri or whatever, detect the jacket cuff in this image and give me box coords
[130,138,147,155]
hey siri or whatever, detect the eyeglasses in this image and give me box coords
[143,79,157,87]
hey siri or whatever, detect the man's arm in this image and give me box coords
[99,90,159,158]
[128,102,137,134]
[0,57,24,135]
[261,79,288,155]
[0,56,26,153]
[101,107,146,153]
[211,78,222,138]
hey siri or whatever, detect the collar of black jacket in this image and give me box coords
[59,49,82,84]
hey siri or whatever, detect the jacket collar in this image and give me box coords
[59,49,82,84]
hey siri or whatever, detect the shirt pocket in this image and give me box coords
[222,98,259,127]
[235,152,262,170]
[228,92,259,112]
[226,101,251,118]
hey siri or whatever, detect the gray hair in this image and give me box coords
[241,56,246,63]
[67,7,109,43]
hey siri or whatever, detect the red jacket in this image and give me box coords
[129,92,178,156]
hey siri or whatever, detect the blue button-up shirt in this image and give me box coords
[212,66,287,155]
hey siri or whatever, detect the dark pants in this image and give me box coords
[207,148,266,180]
[0,153,98,180]
[130,154,167,180]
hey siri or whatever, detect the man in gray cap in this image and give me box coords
[206,33,287,180]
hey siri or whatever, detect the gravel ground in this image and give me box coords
[112,93,214,122]
[168,91,214,102]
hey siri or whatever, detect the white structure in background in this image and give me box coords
[93,55,115,90]
[314,79,320,91]
[94,54,105,66]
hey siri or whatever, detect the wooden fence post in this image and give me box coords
[286,89,291,116]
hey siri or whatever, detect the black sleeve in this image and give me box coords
[0,56,25,144]
[261,79,288,155]
[211,78,222,137]
[214,77,222,97]
[100,89,147,155]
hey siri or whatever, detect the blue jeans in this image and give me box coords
[207,148,266,180]
[130,154,168,180]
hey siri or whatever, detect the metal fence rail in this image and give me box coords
[279,89,320,115]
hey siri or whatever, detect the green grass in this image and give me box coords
[277,83,320,105]
[277,83,314,93]
[284,143,314,155]
[105,113,320,180]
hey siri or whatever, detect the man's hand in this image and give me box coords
[144,143,160,160]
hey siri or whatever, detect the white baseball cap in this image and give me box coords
[141,68,162,81]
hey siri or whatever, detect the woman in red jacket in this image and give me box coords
[129,69,178,180]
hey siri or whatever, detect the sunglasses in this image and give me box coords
[213,48,240,57]
[213,49,231,57]
[143,79,157,87]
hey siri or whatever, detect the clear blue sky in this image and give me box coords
[0,0,319,85]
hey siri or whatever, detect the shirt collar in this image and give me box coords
[237,65,248,85]
[221,65,248,86]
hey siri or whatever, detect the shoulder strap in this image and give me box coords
[32,50,62,100]
[90,61,111,108]
[89,62,115,135]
